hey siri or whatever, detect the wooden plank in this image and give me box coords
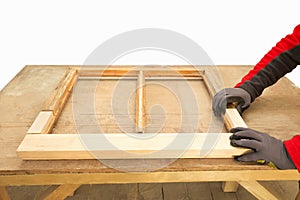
[238,181,278,200]
[202,72,217,97]
[79,66,204,77]
[258,181,299,200]
[27,111,54,134]
[0,186,10,200]
[43,68,78,116]
[1,170,300,186]
[222,109,248,192]
[136,71,145,133]
[202,73,248,130]
[35,184,80,200]
[203,72,248,193]
[16,133,248,160]
[79,76,203,80]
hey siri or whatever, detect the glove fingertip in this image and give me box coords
[230,127,248,133]
[234,155,250,162]
[234,155,243,162]
[230,140,241,147]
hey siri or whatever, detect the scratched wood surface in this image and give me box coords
[1,65,300,174]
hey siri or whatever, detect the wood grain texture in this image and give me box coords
[79,66,204,77]
[1,65,300,175]
[136,71,145,133]
[222,108,247,193]
[1,171,300,186]
[27,111,54,134]
[43,67,78,116]
[35,184,80,200]
[239,181,278,200]
[224,109,248,129]
[203,70,248,193]
[0,186,10,200]
[17,133,248,160]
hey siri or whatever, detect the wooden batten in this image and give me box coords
[27,111,55,134]
[136,71,145,133]
[16,133,249,160]
[238,181,278,200]
[43,67,78,116]
[79,66,204,77]
[0,186,10,200]
[35,184,81,200]
[224,108,248,129]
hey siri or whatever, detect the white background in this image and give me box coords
[0,0,299,91]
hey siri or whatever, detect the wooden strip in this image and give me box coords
[43,68,78,116]
[202,73,247,130]
[1,170,300,186]
[79,76,203,80]
[16,133,248,160]
[239,181,278,200]
[79,67,204,77]
[224,108,248,129]
[222,104,248,193]
[136,71,145,133]
[27,111,55,134]
[0,186,10,200]
[202,72,217,97]
[35,184,80,200]
[202,72,248,193]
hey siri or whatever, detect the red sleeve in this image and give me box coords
[235,25,300,101]
[284,136,300,171]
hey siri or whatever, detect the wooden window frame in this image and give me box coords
[16,66,249,160]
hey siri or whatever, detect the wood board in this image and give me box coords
[0,65,299,173]
[2,65,300,199]
[16,133,249,160]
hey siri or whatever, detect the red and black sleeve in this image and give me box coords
[235,25,300,171]
[235,24,300,102]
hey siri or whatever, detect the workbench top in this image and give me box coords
[1,65,300,175]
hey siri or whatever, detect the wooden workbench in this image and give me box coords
[0,65,300,200]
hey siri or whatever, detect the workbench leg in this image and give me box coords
[35,184,81,200]
[238,181,278,200]
[222,181,239,192]
[0,186,10,200]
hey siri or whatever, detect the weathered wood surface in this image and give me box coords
[1,65,300,175]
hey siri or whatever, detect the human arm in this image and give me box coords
[230,127,296,170]
[213,24,300,116]
[235,24,300,102]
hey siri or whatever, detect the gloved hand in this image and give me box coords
[230,127,296,170]
[212,88,251,117]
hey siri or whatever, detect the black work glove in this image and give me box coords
[212,88,251,117]
[230,127,296,170]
